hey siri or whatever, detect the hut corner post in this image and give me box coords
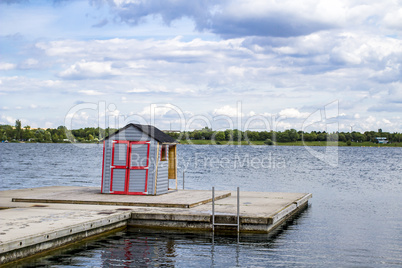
[168,144,177,190]
[154,143,160,195]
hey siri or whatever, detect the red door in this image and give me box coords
[110,140,150,195]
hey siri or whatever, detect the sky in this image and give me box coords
[0,0,401,133]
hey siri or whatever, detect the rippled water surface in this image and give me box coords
[1,143,401,267]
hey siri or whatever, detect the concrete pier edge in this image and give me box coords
[0,187,312,265]
[1,226,127,268]
[0,212,131,265]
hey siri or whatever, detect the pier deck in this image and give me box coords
[0,186,311,265]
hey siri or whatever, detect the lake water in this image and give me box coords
[1,143,401,267]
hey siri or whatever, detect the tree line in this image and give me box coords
[168,127,402,143]
[1,121,401,144]
[0,120,121,143]
[1,121,68,143]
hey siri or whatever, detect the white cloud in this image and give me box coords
[0,63,16,70]
[227,66,245,77]
[19,58,39,69]
[275,121,293,130]
[44,121,53,128]
[109,109,120,117]
[42,80,61,87]
[382,118,391,124]
[383,8,402,30]
[58,60,117,79]
[213,105,243,117]
[36,41,85,57]
[278,108,309,119]
[78,90,104,96]
[127,85,195,94]
[0,115,16,125]
[366,116,376,124]
[247,111,256,117]
[139,104,191,118]
[128,88,150,93]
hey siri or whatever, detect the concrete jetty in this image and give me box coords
[0,186,312,265]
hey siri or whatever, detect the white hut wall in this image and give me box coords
[102,139,112,193]
[156,145,169,195]
[102,126,158,195]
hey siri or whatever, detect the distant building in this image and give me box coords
[163,130,181,134]
[375,137,388,144]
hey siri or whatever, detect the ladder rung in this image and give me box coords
[213,223,239,226]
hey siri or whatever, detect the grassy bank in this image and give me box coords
[178,140,402,147]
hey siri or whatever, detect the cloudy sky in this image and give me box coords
[1,0,401,132]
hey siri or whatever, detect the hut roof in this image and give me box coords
[105,124,178,144]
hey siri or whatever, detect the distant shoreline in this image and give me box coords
[2,140,401,147]
[178,140,402,147]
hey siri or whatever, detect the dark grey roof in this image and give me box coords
[105,124,177,144]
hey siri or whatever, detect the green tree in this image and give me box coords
[214,131,226,141]
[191,130,203,140]
[310,132,318,141]
[166,132,180,140]
[22,125,33,141]
[224,130,233,141]
[232,129,243,141]
[57,126,67,139]
[303,132,318,141]
[364,131,376,142]
[52,133,60,142]
[44,131,52,142]
[352,132,364,142]
[328,133,338,142]
[303,132,317,141]
[264,139,274,145]
[302,133,311,141]
[338,133,346,142]
[277,131,290,142]
[88,134,94,141]
[200,127,213,140]
[345,132,351,141]
[394,133,401,143]
[35,131,44,142]
[287,129,299,142]
[15,119,22,140]
[317,132,327,141]
[258,131,271,141]
[244,130,259,141]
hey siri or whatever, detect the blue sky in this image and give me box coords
[1,0,401,132]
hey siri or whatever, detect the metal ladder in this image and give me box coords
[212,187,240,232]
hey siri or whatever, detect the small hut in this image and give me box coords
[101,124,178,195]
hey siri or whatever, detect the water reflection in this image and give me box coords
[101,231,178,267]
[14,212,306,268]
